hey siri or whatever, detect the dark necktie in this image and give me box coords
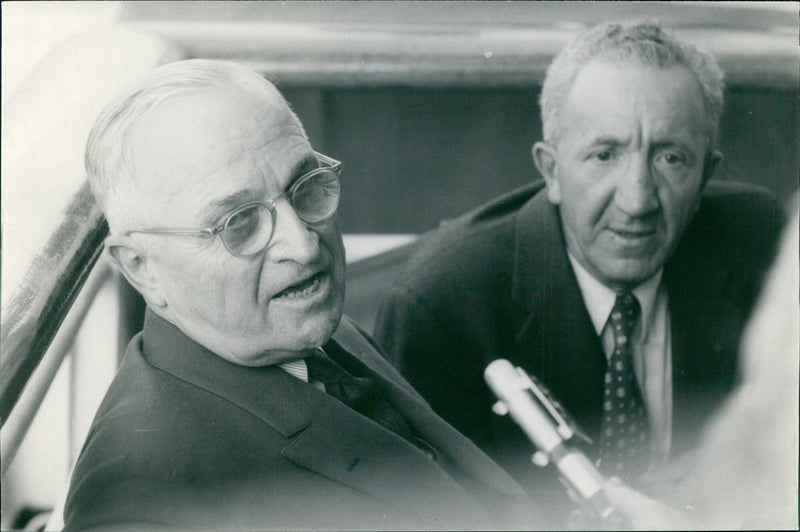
[598,290,651,478]
[304,350,417,445]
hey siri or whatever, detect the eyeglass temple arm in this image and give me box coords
[313,151,342,171]
[124,227,217,237]
[123,153,338,238]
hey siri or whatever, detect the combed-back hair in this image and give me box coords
[540,21,725,149]
[85,59,302,232]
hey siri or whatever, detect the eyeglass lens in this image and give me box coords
[290,169,341,223]
[223,203,273,256]
[222,170,340,256]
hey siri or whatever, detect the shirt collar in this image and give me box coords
[279,359,309,382]
[567,253,663,335]
[277,347,331,383]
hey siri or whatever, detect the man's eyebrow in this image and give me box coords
[196,188,261,226]
[286,153,319,185]
[650,140,684,151]
[587,136,627,147]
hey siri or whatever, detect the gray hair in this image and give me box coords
[85,59,302,232]
[540,21,725,149]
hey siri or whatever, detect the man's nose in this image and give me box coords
[614,154,659,217]
[266,201,320,264]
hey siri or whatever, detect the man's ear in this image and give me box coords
[532,141,561,205]
[105,234,167,308]
[701,149,723,188]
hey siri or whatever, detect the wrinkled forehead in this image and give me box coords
[562,62,708,141]
[128,87,307,191]
[122,86,310,226]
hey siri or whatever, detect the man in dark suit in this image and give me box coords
[375,21,783,526]
[63,59,538,531]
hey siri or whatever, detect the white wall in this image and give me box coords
[2,4,121,528]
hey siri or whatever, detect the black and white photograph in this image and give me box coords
[2,2,798,530]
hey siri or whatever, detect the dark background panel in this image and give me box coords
[284,86,799,235]
[717,87,799,201]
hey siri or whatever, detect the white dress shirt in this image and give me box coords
[568,254,673,461]
[279,348,326,392]
[279,358,309,382]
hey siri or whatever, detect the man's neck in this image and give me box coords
[567,253,663,335]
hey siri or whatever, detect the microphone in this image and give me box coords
[484,359,621,522]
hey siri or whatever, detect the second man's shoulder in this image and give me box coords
[698,180,784,236]
[689,180,784,270]
[393,181,548,284]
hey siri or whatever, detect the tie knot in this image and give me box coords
[610,290,640,335]
[304,349,344,388]
[303,349,419,446]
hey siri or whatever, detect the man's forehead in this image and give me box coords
[129,89,305,177]
[126,87,311,223]
[571,61,700,100]
[138,88,296,139]
[562,61,706,140]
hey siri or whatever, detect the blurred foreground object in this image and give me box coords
[606,197,799,530]
[690,195,799,529]
[1,26,181,425]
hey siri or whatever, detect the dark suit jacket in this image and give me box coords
[374,180,782,522]
[64,310,537,531]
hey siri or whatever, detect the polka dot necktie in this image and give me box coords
[598,290,651,478]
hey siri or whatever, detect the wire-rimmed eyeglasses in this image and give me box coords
[123,151,341,258]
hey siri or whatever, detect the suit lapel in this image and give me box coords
[327,318,534,521]
[276,319,524,528]
[510,191,608,439]
[331,317,429,405]
[281,387,491,529]
[665,215,738,454]
[141,311,310,438]
[141,311,499,527]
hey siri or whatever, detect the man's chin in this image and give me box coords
[279,308,343,350]
[305,310,343,345]
[203,306,344,367]
[596,260,663,290]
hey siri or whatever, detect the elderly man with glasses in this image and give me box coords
[62,59,538,531]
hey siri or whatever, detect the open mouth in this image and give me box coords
[616,230,654,238]
[274,272,323,300]
[610,228,657,240]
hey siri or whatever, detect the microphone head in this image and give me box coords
[484,359,524,403]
